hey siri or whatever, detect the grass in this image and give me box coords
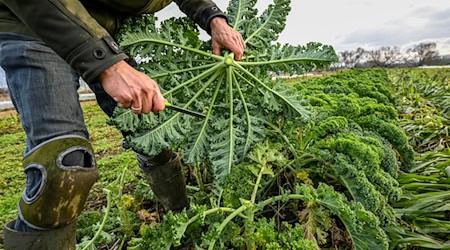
[0,113,27,228]
[0,101,140,237]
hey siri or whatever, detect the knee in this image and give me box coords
[18,135,99,230]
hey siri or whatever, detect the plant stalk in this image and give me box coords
[81,189,112,250]
[164,62,224,96]
[208,205,248,250]
[151,63,218,78]
[123,38,223,61]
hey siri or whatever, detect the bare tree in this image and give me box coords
[368,46,400,67]
[338,51,352,68]
[338,47,367,68]
[354,47,366,65]
[408,42,439,66]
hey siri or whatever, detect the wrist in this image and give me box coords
[210,17,228,30]
[98,60,126,82]
[204,9,228,35]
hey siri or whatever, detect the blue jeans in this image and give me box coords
[0,33,119,231]
[0,33,118,150]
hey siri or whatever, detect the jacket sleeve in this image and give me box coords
[173,0,227,35]
[2,0,128,83]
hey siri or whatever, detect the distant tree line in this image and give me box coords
[335,42,448,69]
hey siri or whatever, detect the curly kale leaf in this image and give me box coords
[297,184,389,250]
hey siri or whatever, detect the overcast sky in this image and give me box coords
[157,0,450,54]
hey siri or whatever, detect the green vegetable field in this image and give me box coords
[1,68,448,249]
[1,0,449,249]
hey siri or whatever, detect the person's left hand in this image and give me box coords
[210,17,246,61]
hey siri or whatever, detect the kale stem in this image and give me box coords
[232,0,243,29]
[81,189,112,250]
[182,69,223,108]
[187,76,224,162]
[226,67,235,176]
[122,38,224,61]
[245,164,266,237]
[151,63,218,78]
[164,62,224,96]
[234,63,310,120]
[251,165,265,204]
[244,6,275,43]
[139,69,221,136]
[208,205,248,250]
[258,194,306,209]
[234,71,255,87]
[183,207,243,231]
[232,70,253,157]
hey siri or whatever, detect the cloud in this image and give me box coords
[437,38,450,54]
[336,7,450,51]
[430,8,450,21]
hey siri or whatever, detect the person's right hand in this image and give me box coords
[98,60,166,114]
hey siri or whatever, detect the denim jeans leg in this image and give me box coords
[0,33,89,231]
[0,33,89,150]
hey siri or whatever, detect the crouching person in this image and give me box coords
[0,0,244,248]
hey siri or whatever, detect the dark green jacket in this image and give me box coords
[0,0,226,83]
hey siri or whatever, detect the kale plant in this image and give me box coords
[111,0,337,188]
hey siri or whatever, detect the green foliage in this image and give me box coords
[241,219,317,249]
[279,70,407,226]
[128,142,388,250]
[387,68,450,249]
[297,184,389,250]
[3,68,449,249]
[111,0,337,190]
[356,114,415,171]
[222,163,254,208]
[386,225,450,250]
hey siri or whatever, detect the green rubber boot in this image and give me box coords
[138,150,189,212]
[3,220,76,250]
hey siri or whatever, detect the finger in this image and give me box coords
[140,91,152,114]
[229,38,243,61]
[221,35,243,58]
[234,35,245,61]
[114,94,132,109]
[234,52,243,61]
[234,44,243,60]
[131,89,142,114]
[223,40,240,56]
[239,33,246,50]
[152,89,165,112]
[145,86,154,114]
[212,40,221,56]
[130,104,142,114]
[140,76,155,114]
